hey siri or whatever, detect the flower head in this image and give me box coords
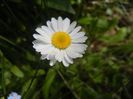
[7,92,21,99]
[33,17,88,67]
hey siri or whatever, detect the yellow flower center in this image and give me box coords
[52,32,71,49]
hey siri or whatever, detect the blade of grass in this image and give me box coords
[54,64,81,99]
[22,64,40,99]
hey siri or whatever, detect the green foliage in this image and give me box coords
[0,0,133,99]
[101,27,128,44]
[10,66,24,78]
[42,69,56,99]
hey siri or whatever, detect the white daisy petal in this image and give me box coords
[64,51,73,64]
[35,28,49,37]
[50,59,56,66]
[69,44,87,54]
[67,21,77,33]
[33,43,47,50]
[33,17,88,67]
[47,54,53,60]
[41,26,53,36]
[55,50,64,62]
[72,32,85,39]
[40,45,53,55]
[32,40,44,45]
[66,47,83,58]
[34,44,51,52]
[33,39,48,46]
[46,21,55,33]
[41,54,47,60]
[57,50,70,66]
[58,16,63,31]
[62,58,69,67]
[51,18,58,32]
[72,36,88,43]
[46,47,58,60]
[33,34,50,43]
[63,18,70,32]
[70,26,81,36]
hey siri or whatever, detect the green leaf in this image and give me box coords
[91,73,103,83]
[101,27,128,44]
[32,69,45,76]
[96,18,109,29]
[113,27,127,41]
[10,66,24,78]
[85,86,98,98]
[0,97,5,99]
[78,16,93,25]
[48,0,75,14]
[32,91,40,99]
[22,79,37,99]
[36,0,75,14]
[42,69,56,99]
[108,41,133,55]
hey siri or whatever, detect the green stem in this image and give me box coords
[55,65,80,99]
[22,65,40,99]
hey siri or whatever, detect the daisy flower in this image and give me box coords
[7,92,21,99]
[33,17,88,67]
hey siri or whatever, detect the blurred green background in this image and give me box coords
[0,0,133,99]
